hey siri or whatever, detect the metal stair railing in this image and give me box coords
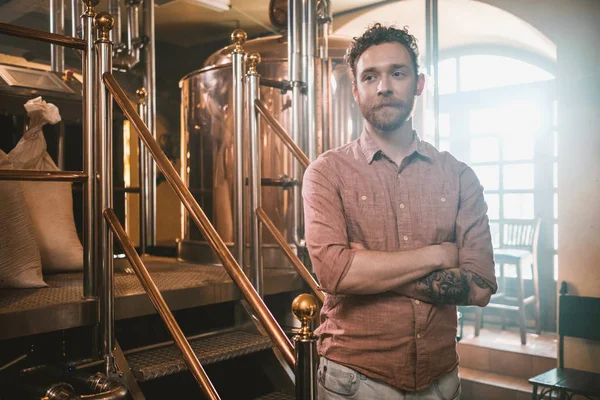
[102,72,296,370]
[104,208,220,400]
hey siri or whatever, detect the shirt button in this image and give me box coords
[417,334,422,339]
[441,197,446,202]
[399,203,405,209]
[403,235,409,241]
[361,195,367,200]
[415,300,420,305]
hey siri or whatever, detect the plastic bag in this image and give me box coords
[0,150,47,288]
[8,97,83,273]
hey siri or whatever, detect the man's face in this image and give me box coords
[352,42,425,132]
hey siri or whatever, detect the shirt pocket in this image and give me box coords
[341,189,386,249]
[419,190,459,243]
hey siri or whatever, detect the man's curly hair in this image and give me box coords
[345,23,421,78]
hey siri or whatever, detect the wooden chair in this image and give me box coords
[529,282,600,399]
[475,219,542,344]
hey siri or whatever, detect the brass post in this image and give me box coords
[95,10,116,377]
[292,294,319,400]
[246,50,263,297]
[231,29,247,272]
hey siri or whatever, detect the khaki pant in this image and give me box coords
[317,357,461,400]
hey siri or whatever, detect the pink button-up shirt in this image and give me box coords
[302,130,496,391]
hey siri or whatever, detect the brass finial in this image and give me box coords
[231,29,247,53]
[292,294,319,339]
[82,0,100,13]
[136,88,147,105]
[245,51,261,75]
[95,12,114,42]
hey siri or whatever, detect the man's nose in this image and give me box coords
[377,76,392,96]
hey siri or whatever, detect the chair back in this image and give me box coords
[558,281,600,368]
[502,218,541,251]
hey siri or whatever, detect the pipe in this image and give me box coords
[143,0,157,249]
[108,0,122,52]
[304,0,317,161]
[0,170,87,181]
[246,52,263,297]
[231,30,246,271]
[104,209,220,399]
[50,0,65,72]
[95,12,116,377]
[317,0,332,152]
[81,0,97,300]
[103,72,296,369]
[125,0,142,66]
[71,0,83,38]
[136,88,149,255]
[257,207,324,303]
[0,22,86,49]
[289,0,304,248]
[255,100,310,169]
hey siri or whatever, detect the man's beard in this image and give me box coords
[359,95,416,132]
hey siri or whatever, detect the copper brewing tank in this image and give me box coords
[178,34,363,267]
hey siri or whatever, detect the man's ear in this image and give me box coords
[352,80,359,103]
[415,73,425,96]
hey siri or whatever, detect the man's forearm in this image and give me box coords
[394,268,492,306]
[336,245,450,295]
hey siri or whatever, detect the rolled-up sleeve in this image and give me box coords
[302,158,356,294]
[455,164,498,293]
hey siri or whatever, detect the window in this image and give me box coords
[438,53,556,280]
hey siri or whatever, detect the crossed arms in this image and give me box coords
[302,158,497,307]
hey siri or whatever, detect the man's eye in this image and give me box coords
[392,71,405,77]
[364,75,375,82]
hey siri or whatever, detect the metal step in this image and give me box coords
[254,392,295,400]
[126,330,274,382]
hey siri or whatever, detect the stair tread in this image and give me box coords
[254,392,295,400]
[127,330,273,382]
[460,367,532,393]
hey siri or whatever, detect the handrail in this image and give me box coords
[103,208,220,400]
[257,207,325,303]
[0,170,88,182]
[255,99,310,169]
[103,72,296,369]
[0,22,86,50]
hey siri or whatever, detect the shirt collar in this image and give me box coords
[359,129,434,165]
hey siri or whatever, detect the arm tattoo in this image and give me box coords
[415,269,490,305]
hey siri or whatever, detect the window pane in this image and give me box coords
[469,108,504,135]
[504,164,534,190]
[553,131,558,158]
[554,162,558,189]
[438,139,450,152]
[439,58,457,95]
[459,55,555,92]
[504,193,534,219]
[473,165,499,190]
[485,193,499,220]
[439,113,450,138]
[503,134,534,161]
[554,223,558,250]
[490,222,500,248]
[554,192,558,219]
[507,102,542,134]
[553,100,558,128]
[554,254,558,281]
[470,137,499,163]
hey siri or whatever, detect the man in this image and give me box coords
[302,24,497,399]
